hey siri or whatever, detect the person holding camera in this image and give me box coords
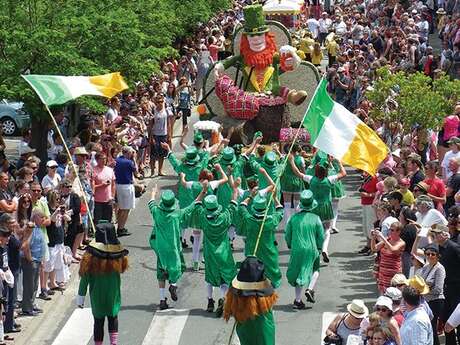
[324,299,368,345]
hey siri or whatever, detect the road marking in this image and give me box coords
[141,309,190,345]
[51,308,93,345]
[321,312,339,345]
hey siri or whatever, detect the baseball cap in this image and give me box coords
[46,160,58,168]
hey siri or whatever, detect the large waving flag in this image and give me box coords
[303,79,388,175]
[22,72,128,105]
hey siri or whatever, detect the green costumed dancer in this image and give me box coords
[285,190,324,309]
[179,165,228,271]
[281,144,306,224]
[224,256,278,345]
[217,147,242,245]
[77,222,129,345]
[148,185,195,310]
[193,182,238,317]
[290,155,346,264]
[329,156,346,234]
[161,142,209,248]
[239,192,283,288]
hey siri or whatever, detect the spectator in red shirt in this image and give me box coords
[424,160,446,212]
[359,172,378,255]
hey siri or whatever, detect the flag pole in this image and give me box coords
[43,104,97,236]
[251,76,324,256]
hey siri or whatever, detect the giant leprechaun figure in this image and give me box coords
[214,4,308,142]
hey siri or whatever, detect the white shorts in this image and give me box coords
[362,204,376,239]
[44,244,65,273]
[116,184,136,210]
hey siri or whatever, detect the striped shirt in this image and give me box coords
[400,307,433,345]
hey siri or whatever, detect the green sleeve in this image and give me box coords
[148,199,156,215]
[78,274,90,297]
[222,55,242,69]
[285,219,292,249]
[168,153,181,173]
[315,219,325,251]
[273,206,284,226]
[249,156,260,172]
[200,151,210,169]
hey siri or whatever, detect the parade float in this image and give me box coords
[263,0,303,30]
[200,4,319,145]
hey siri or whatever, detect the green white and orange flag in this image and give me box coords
[22,72,128,106]
[303,78,388,176]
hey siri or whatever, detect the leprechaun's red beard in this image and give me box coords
[240,33,277,70]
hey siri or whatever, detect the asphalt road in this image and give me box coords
[16,110,379,345]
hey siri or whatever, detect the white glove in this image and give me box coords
[76,295,85,308]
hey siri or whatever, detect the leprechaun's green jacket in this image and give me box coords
[167,152,209,208]
[285,210,324,287]
[192,200,238,287]
[148,200,195,283]
[238,203,283,288]
[78,272,121,318]
[236,311,275,345]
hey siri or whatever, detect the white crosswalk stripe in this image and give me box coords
[141,309,190,345]
[51,308,93,345]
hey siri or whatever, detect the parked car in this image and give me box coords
[0,100,31,136]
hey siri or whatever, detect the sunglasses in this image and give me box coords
[425,252,437,257]
[49,166,57,169]
[376,307,390,312]
[390,228,401,232]
[31,189,41,193]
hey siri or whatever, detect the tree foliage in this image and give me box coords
[366,67,460,132]
[0,0,231,117]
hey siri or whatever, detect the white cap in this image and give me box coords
[375,296,394,311]
[384,287,402,301]
[46,160,58,168]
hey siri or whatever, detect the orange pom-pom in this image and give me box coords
[197,104,207,115]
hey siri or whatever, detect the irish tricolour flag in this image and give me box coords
[303,79,388,175]
[22,72,128,106]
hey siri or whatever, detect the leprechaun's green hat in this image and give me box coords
[220,147,236,165]
[204,195,222,219]
[299,190,318,212]
[184,147,200,166]
[193,132,204,144]
[159,190,178,212]
[252,195,268,217]
[243,4,269,36]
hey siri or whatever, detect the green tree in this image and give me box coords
[367,67,460,134]
[0,0,230,163]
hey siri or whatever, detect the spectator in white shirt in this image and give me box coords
[441,137,460,181]
[318,12,332,45]
[306,14,320,39]
[41,160,61,194]
[334,16,347,36]
[105,97,120,124]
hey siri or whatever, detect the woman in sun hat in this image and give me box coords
[223,256,278,345]
[374,296,402,345]
[290,155,347,263]
[285,190,324,309]
[192,183,238,318]
[148,185,195,310]
[385,287,404,326]
[77,222,129,345]
[239,191,284,289]
[325,299,369,345]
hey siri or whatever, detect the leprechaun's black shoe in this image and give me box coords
[206,298,215,312]
[215,298,225,318]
